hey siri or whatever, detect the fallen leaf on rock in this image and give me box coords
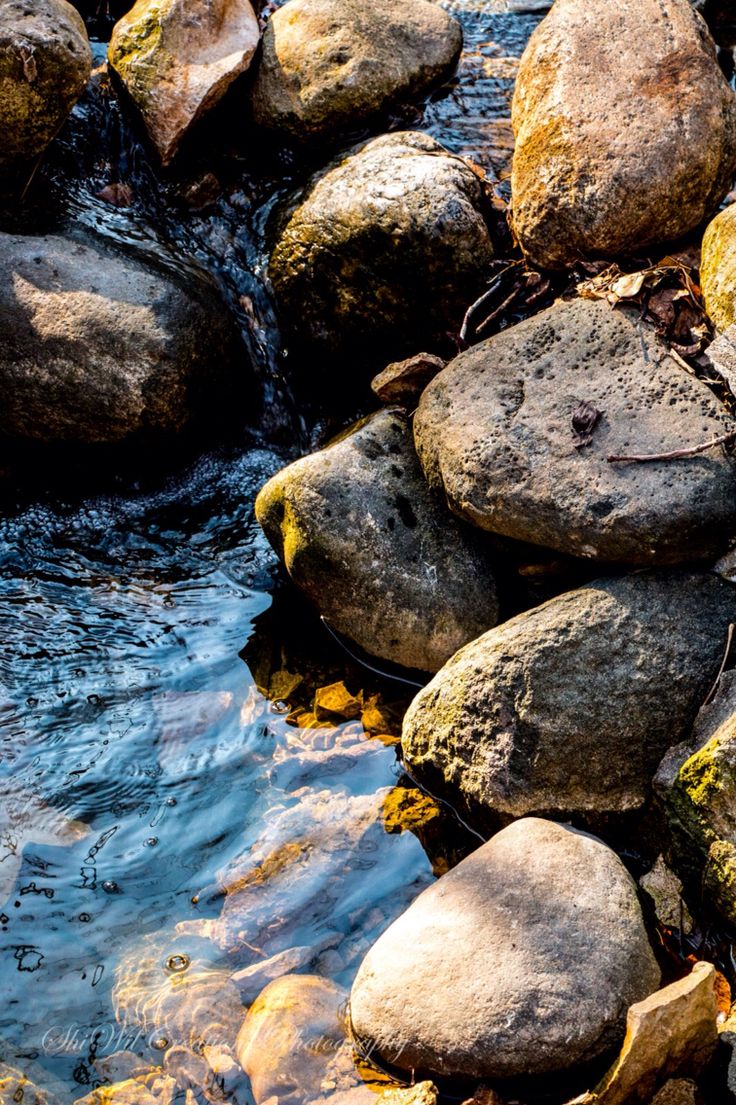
[571,401,604,448]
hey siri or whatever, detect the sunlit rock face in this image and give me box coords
[0,0,91,175]
[108,0,260,164]
[0,232,248,449]
[249,0,462,142]
[510,0,736,268]
[255,409,500,673]
[350,818,660,1081]
[402,572,736,827]
[701,205,736,333]
[268,131,494,370]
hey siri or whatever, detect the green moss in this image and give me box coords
[704,839,736,926]
[108,0,167,105]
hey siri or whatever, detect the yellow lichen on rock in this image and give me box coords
[701,204,736,331]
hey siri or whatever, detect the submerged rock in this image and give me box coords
[700,204,736,332]
[578,962,718,1105]
[402,572,736,826]
[349,818,660,1080]
[268,132,494,370]
[0,232,246,448]
[109,0,260,165]
[414,297,736,565]
[656,670,736,924]
[249,0,462,142]
[0,0,92,176]
[511,0,736,268]
[255,409,500,672]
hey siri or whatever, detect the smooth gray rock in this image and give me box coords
[414,297,736,565]
[0,233,246,447]
[349,818,660,1080]
[402,572,736,824]
[250,0,462,142]
[0,0,92,175]
[269,131,494,370]
[255,409,499,672]
[511,0,736,268]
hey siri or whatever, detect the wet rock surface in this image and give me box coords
[255,409,500,672]
[414,297,736,565]
[250,0,462,142]
[349,818,660,1081]
[0,0,92,177]
[109,0,260,165]
[268,131,494,371]
[402,572,736,825]
[0,232,247,448]
[510,0,736,268]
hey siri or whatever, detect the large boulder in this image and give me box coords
[402,572,736,826]
[249,0,462,142]
[0,0,92,175]
[414,297,736,565]
[0,232,246,448]
[109,0,260,165]
[510,0,736,269]
[268,132,494,370]
[349,818,660,1081]
[255,410,499,672]
[700,203,736,333]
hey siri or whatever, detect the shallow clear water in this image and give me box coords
[0,6,540,1100]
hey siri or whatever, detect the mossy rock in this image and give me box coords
[0,0,91,173]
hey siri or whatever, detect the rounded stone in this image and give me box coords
[268,131,494,371]
[349,818,660,1080]
[510,0,736,269]
[401,571,736,825]
[250,0,462,142]
[0,0,92,173]
[255,409,499,672]
[701,203,736,333]
[414,297,736,565]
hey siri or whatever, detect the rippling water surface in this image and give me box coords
[0,6,541,1099]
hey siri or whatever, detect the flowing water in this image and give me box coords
[0,7,543,1100]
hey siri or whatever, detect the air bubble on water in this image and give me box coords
[165,797,176,807]
[102,880,119,894]
[151,1037,168,1051]
[26,697,37,707]
[79,913,91,923]
[145,837,158,847]
[87,694,100,705]
[165,953,190,973]
[270,700,289,714]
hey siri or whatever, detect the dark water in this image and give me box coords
[0,6,541,1101]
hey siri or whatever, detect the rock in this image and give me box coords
[268,132,494,370]
[371,354,446,407]
[314,682,363,722]
[656,670,736,923]
[109,0,260,165]
[0,1064,58,1105]
[402,572,736,826]
[590,963,717,1105]
[414,297,736,564]
[255,409,499,672]
[648,1083,698,1105]
[701,205,736,332]
[639,856,693,936]
[250,0,461,142]
[73,1074,177,1105]
[703,324,736,392]
[350,818,660,1080]
[0,232,246,448]
[0,0,92,176]
[510,0,736,269]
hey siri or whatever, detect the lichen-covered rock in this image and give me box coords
[0,0,91,174]
[0,232,246,448]
[700,204,736,332]
[510,0,736,268]
[656,670,736,924]
[414,297,736,565]
[402,572,736,826]
[249,0,462,142]
[109,0,260,165]
[349,818,660,1080]
[268,132,494,370]
[255,410,500,672]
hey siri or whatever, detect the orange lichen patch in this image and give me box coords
[381,787,442,835]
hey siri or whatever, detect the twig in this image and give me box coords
[459,262,520,344]
[703,623,734,707]
[607,429,736,463]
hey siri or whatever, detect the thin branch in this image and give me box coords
[703,623,734,707]
[607,429,736,464]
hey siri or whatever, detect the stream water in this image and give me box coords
[0,5,542,1100]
